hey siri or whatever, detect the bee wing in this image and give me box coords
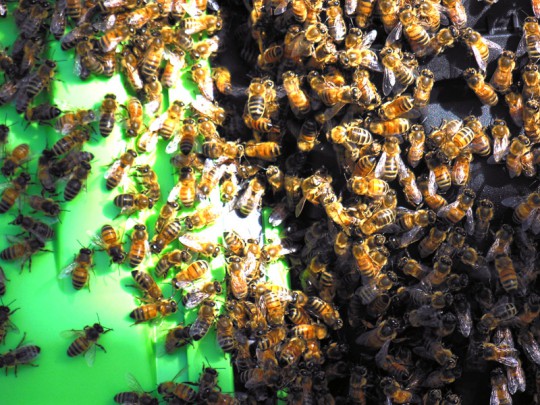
[181,2,203,17]
[383,68,396,97]
[61,329,86,339]
[386,22,403,46]
[485,38,504,55]
[179,234,205,252]
[126,372,145,393]
[457,307,472,338]
[470,45,488,72]
[295,196,307,218]
[400,226,426,247]
[87,230,107,250]
[522,208,538,232]
[165,134,181,154]
[0,182,12,192]
[491,136,509,163]
[138,131,158,153]
[362,29,378,48]
[84,343,97,367]
[104,159,122,180]
[490,381,502,405]
[168,184,181,202]
[344,0,357,15]
[374,339,391,367]
[427,170,438,195]
[531,210,540,235]
[323,102,346,122]
[507,362,526,394]
[361,50,383,72]
[374,152,387,179]
[59,262,78,279]
[149,113,167,132]
[520,334,540,365]
[501,196,522,208]
[93,11,116,30]
[465,208,474,235]
[437,200,458,218]
[183,290,210,309]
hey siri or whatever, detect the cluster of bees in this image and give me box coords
[1,0,540,401]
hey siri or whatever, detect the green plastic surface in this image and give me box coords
[0,6,291,403]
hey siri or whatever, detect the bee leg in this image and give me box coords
[95,343,107,353]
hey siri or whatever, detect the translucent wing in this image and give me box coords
[361,50,383,72]
[85,343,96,367]
[500,196,522,208]
[531,210,540,235]
[168,184,181,202]
[492,136,509,163]
[61,329,85,339]
[104,159,122,180]
[166,135,181,154]
[179,234,206,252]
[181,2,203,17]
[59,262,77,279]
[323,102,346,122]
[522,208,538,231]
[471,45,488,72]
[374,152,387,178]
[383,68,396,97]
[465,208,474,235]
[507,361,526,394]
[437,200,458,218]
[197,72,215,101]
[362,30,378,48]
[295,196,307,218]
[126,372,145,393]
[428,170,438,195]
[183,290,210,309]
[400,227,426,247]
[344,0,357,15]
[490,383,500,405]
[485,38,503,54]
[137,131,158,153]
[386,22,403,46]
[457,306,472,337]
[149,113,167,132]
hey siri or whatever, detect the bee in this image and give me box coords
[0,300,18,344]
[517,17,540,61]
[348,176,389,198]
[99,26,133,53]
[130,299,178,324]
[236,176,265,218]
[412,69,434,108]
[64,161,91,202]
[257,326,286,351]
[380,47,415,96]
[1,143,30,178]
[164,325,192,354]
[59,247,93,291]
[92,224,125,264]
[25,103,62,123]
[504,87,523,127]
[489,119,511,164]
[0,172,31,214]
[440,0,466,28]
[154,249,191,279]
[190,63,214,101]
[388,5,430,57]
[0,333,41,376]
[490,368,512,405]
[427,25,459,56]
[352,68,382,109]
[326,0,346,42]
[418,222,448,258]
[158,380,198,403]
[503,189,540,232]
[150,218,182,254]
[11,214,54,243]
[481,341,519,367]
[104,150,137,191]
[184,205,220,231]
[216,315,235,353]
[97,94,118,138]
[66,321,112,366]
[399,167,423,206]
[172,260,210,290]
[123,97,144,138]
[493,254,519,293]
[220,172,239,203]
[197,159,227,200]
[27,195,61,217]
[378,96,415,121]
[114,374,159,405]
[488,51,516,94]
[154,201,178,234]
[461,27,503,72]
[138,36,164,81]
[114,193,154,216]
[471,199,494,241]
[55,109,96,135]
[50,127,91,157]
[126,225,149,268]
[378,0,400,33]
[374,137,406,182]
[170,167,196,208]
[131,270,163,303]
[121,50,144,92]
[425,151,451,193]
[223,231,245,256]
[478,302,517,335]
[143,76,163,114]
[282,71,311,117]
[463,68,498,106]
[191,95,226,125]
[189,299,217,341]
[438,189,475,228]
[179,234,220,258]
[356,318,398,348]
[306,296,343,329]
[161,50,186,89]
[211,66,233,95]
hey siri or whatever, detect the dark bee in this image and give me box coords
[65,322,112,366]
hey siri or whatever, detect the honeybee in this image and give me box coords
[461,27,503,72]
[184,205,220,231]
[55,109,96,135]
[153,100,184,142]
[154,249,191,279]
[356,318,399,348]
[257,326,286,351]
[0,172,31,214]
[348,176,389,198]
[517,17,540,61]
[172,260,210,290]
[50,128,91,157]
[120,51,143,91]
[1,143,30,177]
[161,50,186,89]
[191,63,214,101]
[169,167,196,208]
[215,315,235,353]
[91,224,125,264]
[490,368,512,405]
[493,253,519,293]
[125,97,144,138]
[477,301,517,335]
[372,137,405,182]
[504,87,524,127]
[155,201,178,234]
[503,189,540,233]
[130,270,163,304]
[58,247,93,291]
[212,66,232,95]
[282,71,311,117]
[133,165,160,201]
[191,95,226,125]
[235,176,265,218]
[142,76,163,114]
[130,299,178,325]
[352,68,382,108]
[179,234,220,258]
[151,218,183,254]
[197,159,227,200]
[164,325,192,354]
[471,199,494,241]
[417,222,449,258]
[114,193,154,216]
[244,141,281,161]
[489,119,511,164]
[126,225,149,268]
[65,321,112,366]
[378,0,400,33]
[114,374,159,405]
[0,267,7,296]
[0,333,41,376]
[463,68,498,106]
[105,149,137,190]
[181,11,222,35]
[157,381,197,403]
[387,5,430,57]
[380,47,415,96]
[99,26,134,53]
[488,50,516,94]
[438,189,475,230]
[399,167,423,206]
[189,299,217,341]
[26,195,61,217]
[306,296,343,329]
[425,152,451,194]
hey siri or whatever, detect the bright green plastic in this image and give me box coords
[0,7,291,404]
